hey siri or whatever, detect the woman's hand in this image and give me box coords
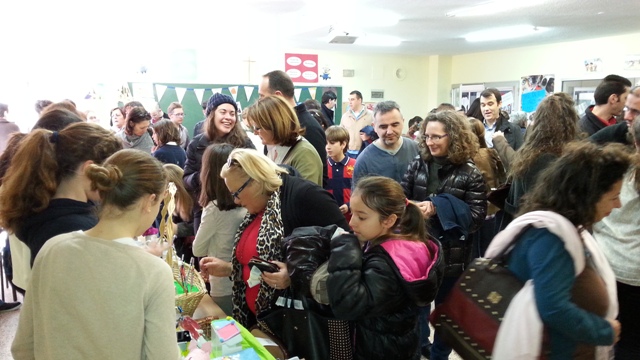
[199,257,232,278]
[339,204,349,214]
[260,261,291,290]
[492,130,505,140]
[416,201,437,219]
[608,319,621,344]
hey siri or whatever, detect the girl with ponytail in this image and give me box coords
[12,149,180,360]
[327,175,443,360]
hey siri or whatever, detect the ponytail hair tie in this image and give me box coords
[50,131,59,144]
[405,198,410,207]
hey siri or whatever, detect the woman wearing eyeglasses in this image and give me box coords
[401,110,487,360]
[245,95,323,186]
[199,148,349,328]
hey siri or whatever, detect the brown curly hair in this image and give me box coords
[519,141,634,228]
[510,93,580,178]
[419,111,478,165]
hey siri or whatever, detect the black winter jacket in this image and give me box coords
[402,157,487,277]
[328,234,443,360]
[401,156,487,232]
[494,112,524,151]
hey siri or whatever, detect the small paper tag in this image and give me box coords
[247,266,262,288]
[293,299,303,310]
[275,296,286,307]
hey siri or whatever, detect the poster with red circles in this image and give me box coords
[285,53,318,83]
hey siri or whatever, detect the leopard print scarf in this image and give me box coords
[231,188,284,327]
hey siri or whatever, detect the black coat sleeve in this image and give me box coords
[327,235,404,320]
[464,165,488,232]
[401,157,421,199]
[183,137,202,193]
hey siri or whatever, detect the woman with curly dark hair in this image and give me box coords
[183,93,254,233]
[401,110,487,360]
[504,93,581,216]
[488,141,629,358]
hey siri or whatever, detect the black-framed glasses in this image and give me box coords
[231,178,252,200]
[424,134,449,142]
[624,106,640,117]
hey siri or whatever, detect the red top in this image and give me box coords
[235,211,263,315]
[596,114,617,127]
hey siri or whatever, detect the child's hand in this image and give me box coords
[199,257,232,277]
[339,204,349,214]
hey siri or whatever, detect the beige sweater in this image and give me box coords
[12,231,180,360]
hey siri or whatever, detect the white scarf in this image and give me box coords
[485,211,617,360]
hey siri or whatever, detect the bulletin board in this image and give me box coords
[128,82,342,134]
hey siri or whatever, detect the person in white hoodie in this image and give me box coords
[593,117,640,359]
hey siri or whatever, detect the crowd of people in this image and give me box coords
[0,71,638,360]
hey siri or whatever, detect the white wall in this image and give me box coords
[450,31,640,86]
[192,47,432,120]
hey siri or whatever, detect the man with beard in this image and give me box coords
[590,86,640,145]
[352,100,418,188]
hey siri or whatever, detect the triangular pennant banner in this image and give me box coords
[294,88,302,103]
[244,86,255,102]
[176,87,187,103]
[309,87,317,99]
[155,84,167,100]
[194,88,205,104]
[229,86,239,101]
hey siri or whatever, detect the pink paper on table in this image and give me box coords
[217,323,240,342]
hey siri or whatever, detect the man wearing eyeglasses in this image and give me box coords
[590,86,640,146]
[168,102,190,150]
[579,74,632,136]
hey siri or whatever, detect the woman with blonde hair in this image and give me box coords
[401,110,487,359]
[199,148,348,328]
[12,149,180,359]
[246,95,323,185]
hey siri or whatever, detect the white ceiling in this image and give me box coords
[6,0,640,57]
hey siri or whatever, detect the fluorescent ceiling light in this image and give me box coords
[464,25,548,42]
[446,0,545,17]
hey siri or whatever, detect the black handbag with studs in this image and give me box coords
[429,226,531,360]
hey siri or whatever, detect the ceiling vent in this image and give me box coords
[330,35,358,44]
[328,26,358,44]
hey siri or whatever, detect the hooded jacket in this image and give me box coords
[328,234,443,360]
[16,199,97,265]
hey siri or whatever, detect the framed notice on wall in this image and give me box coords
[285,53,319,83]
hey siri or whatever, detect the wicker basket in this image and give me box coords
[196,315,216,339]
[173,262,206,317]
